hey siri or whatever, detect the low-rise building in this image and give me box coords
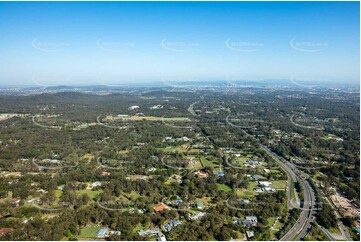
[154,202,170,212]
[196,201,204,209]
[246,231,254,239]
[258,181,272,187]
[96,228,109,238]
[190,212,206,220]
[138,228,161,237]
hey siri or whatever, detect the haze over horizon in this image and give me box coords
[0,1,359,86]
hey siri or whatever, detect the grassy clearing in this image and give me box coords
[267,217,277,226]
[79,224,101,238]
[328,226,341,235]
[159,146,188,153]
[272,180,288,189]
[235,182,258,198]
[217,183,232,192]
[75,190,102,200]
[200,157,220,168]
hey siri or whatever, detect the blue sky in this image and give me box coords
[0,1,359,86]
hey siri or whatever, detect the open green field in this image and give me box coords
[235,181,258,198]
[159,145,189,153]
[79,224,101,238]
[272,180,288,189]
[75,189,102,200]
[201,157,220,168]
[217,183,232,192]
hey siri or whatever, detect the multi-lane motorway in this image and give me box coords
[228,123,317,240]
[259,143,316,241]
[208,119,351,241]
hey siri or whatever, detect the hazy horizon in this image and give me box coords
[0,1,359,86]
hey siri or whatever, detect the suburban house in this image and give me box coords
[154,202,170,212]
[96,228,109,238]
[138,228,161,237]
[241,216,258,227]
[196,201,204,209]
[164,220,182,232]
[190,212,206,220]
[0,228,14,236]
[195,170,208,178]
[90,181,102,189]
[157,233,167,241]
[128,105,140,110]
[246,231,255,239]
[247,159,260,166]
[258,181,272,187]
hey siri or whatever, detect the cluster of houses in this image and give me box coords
[154,202,171,212]
[150,105,163,109]
[190,211,206,220]
[233,216,258,227]
[128,105,140,110]
[90,181,102,189]
[254,181,276,193]
[164,220,181,232]
[138,227,161,237]
[96,228,121,238]
[138,228,167,241]
[165,196,184,206]
[41,158,60,163]
[195,170,209,178]
[163,136,191,143]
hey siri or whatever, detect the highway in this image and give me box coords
[259,143,316,241]
[207,119,323,241]
[226,123,317,241]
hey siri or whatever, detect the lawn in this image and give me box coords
[54,189,62,204]
[272,180,288,189]
[200,157,219,168]
[79,224,101,238]
[267,217,277,226]
[235,182,258,198]
[160,146,188,153]
[328,226,341,235]
[217,183,232,192]
[75,190,102,200]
